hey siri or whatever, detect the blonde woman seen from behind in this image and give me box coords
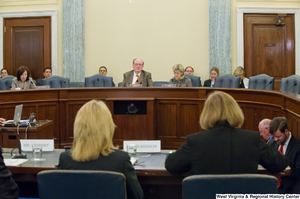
[57,100,143,199]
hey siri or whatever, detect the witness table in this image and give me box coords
[2,149,282,199]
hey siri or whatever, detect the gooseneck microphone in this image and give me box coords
[287,82,297,92]
[262,80,273,90]
[29,77,36,88]
[1,128,27,159]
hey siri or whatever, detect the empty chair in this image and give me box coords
[214,74,240,88]
[85,74,113,87]
[184,74,202,87]
[182,174,277,199]
[37,170,126,199]
[0,75,15,90]
[41,76,70,88]
[248,74,275,90]
[153,81,169,87]
[280,75,300,93]
[70,82,85,88]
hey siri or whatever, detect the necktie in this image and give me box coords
[135,75,139,85]
[277,145,284,188]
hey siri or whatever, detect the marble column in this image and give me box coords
[209,0,232,75]
[63,0,85,82]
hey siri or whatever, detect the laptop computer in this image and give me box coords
[3,104,28,127]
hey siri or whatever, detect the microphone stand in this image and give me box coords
[262,80,273,90]
[287,83,297,92]
[1,127,27,159]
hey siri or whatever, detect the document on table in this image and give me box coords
[4,159,28,166]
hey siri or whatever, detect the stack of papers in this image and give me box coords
[4,159,28,166]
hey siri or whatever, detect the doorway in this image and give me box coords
[4,17,51,80]
[244,13,295,90]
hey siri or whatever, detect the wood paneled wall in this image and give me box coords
[0,88,300,149]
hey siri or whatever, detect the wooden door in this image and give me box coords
[4,17,51,80]
[244,14,295,90]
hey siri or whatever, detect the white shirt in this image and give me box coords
[278,131,292,154]
[132,72,141,85]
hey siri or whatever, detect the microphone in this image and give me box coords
[287,82,297,92]
[29,77,36,88]
[262,80,273,90]
[1,128,27,159]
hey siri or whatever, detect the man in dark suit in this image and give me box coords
[99,66,115,87]
[0,146,19,199]
[36,67,52,86]
[269,117,300,194]
[121,58,153,87]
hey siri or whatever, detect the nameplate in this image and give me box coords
[20,139,54,151]
[127,84,142,87]
[162,84,176,87]
[36,86,50,89]
[123,140,161,153]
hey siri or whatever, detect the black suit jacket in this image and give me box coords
[121,70,153,87]
[165,122,288,175]
[271,135,300,194]
[57,149,143,199]
[0,147,19,199]
[203,79,212,87]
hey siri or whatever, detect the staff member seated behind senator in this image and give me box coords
[11,66,36,90]
[121,58,153,87]
[169,64,192,87]
[165,91,288,175]
[203,67,219,87]
[36,67,52,86]
[57,100,143,199]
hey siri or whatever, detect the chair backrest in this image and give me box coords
[37,170,126,199]
[182,174,277,199]
[41,76,70,88]
[279,74,300,93]
[85,74,113,87]
[248,74,275,90]
[70,82,85,88]
[0,75,15,90]
[153,81,169,87]
[214,74,240,88]
[184,74,202,87]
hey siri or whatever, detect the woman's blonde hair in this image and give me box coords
[71,100,117,161]
[210,67,220,79]
[233,66,245,79]
[200,91,244,130]
[172,64,185,77]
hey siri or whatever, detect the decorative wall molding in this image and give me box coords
[0,10,58,75]
[0,0,58,7]
[237,7,300,75]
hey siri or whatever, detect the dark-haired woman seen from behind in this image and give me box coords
[11,66,36,90]
[203,67,219,87]
[165,91,288,175]
[57,100,143,199]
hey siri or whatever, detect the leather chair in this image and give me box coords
[214,74,240,88]
[0,75,15,90]
[182,174,277,199]
[37,170,126,199]
[280,75,300,93]
[85,74,113,87]
[41,76,70,88]
[70,82,85,88]
[184,74,202,87]
[248,74,275,90]
[153,81,169,87]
